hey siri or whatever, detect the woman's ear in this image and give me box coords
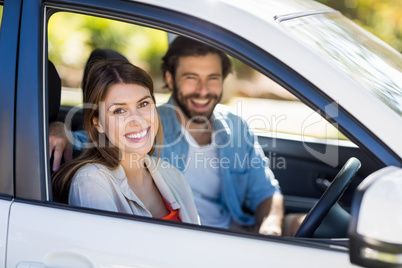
[165,71,174,90]
[93,117,104,133]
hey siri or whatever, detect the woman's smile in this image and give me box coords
[124,127,150,143]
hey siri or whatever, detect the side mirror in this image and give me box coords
[349,166,402,267]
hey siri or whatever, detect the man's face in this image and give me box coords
[168,53,223,124]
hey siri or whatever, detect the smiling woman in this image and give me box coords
[51,59,200,224]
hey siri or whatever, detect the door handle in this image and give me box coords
[16,250,96,268]
[315,177,331,190]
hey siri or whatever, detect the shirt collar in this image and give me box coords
[94,155,181,211]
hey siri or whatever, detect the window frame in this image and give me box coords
[0,0,21,198]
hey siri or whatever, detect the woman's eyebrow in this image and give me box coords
[138,96,151,103]
[107,96,152,110]
[107,102,126,110]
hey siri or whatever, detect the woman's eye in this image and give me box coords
[113,108,125,114]
[138,101,149,108]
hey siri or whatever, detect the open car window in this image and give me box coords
[47,9,381,243]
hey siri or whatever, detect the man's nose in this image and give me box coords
[197,79,209,95]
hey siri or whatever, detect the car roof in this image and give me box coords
[136,0,336,19]
[134,0,402,159]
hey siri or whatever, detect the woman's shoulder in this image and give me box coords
[73,163,118,180]
[75,163,103,175]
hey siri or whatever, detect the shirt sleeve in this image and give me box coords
[244,129,281,212]
[69,171,119,212]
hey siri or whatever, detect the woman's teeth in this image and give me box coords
[126,129,148,139]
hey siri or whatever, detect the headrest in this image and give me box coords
[48,60,61,123]
[81,48,128,95]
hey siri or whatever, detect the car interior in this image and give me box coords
[45,10,384,243]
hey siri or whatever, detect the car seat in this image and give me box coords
[82,48,128,102]
[56,48,128,132]
[47,60,62,172]
[48,60,61,123]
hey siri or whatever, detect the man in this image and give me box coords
[156,36,283,235]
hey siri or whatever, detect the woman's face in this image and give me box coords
[95,83,158,158]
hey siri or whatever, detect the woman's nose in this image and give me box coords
[120,111,147,129]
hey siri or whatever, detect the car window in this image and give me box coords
[47,8,367,241]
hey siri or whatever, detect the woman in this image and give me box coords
[52,59,199,224]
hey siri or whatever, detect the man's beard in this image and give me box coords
[172,82,222,124]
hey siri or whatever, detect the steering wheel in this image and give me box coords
[294,157,361,237]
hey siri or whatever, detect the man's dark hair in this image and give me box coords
[161,36,232,85]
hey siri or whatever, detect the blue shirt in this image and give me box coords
[156,97,280,226]
[72,130,89,151]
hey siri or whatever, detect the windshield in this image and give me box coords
[281,13,402,116]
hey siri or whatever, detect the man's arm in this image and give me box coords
[256,192,284,236]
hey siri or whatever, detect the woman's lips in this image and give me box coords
[124,127,150,143]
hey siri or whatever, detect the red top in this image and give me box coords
[161,197,181,222]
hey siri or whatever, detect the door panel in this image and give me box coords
[7,201,357,268]
[259,135,382,213]
[0,199,11,268]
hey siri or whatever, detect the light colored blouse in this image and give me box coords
[68,154,200,225]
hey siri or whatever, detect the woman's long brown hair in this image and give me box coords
[52,59,163,203]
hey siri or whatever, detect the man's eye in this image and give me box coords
[138,101,149,108]
[113,108,125,114]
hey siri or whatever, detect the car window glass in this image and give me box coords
[47,10,359,242]
[222,59,349,142]
[281,13,402,116]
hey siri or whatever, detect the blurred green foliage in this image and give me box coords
[48,12,168,82]
[316,0,402,52]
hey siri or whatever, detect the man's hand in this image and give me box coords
[49,122,73,172]
[256,193,284,236]
[258,214,282,236]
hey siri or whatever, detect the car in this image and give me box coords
[0,0,401,267]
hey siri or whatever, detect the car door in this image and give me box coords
[0,0,18,266]
[4,0,395,267]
